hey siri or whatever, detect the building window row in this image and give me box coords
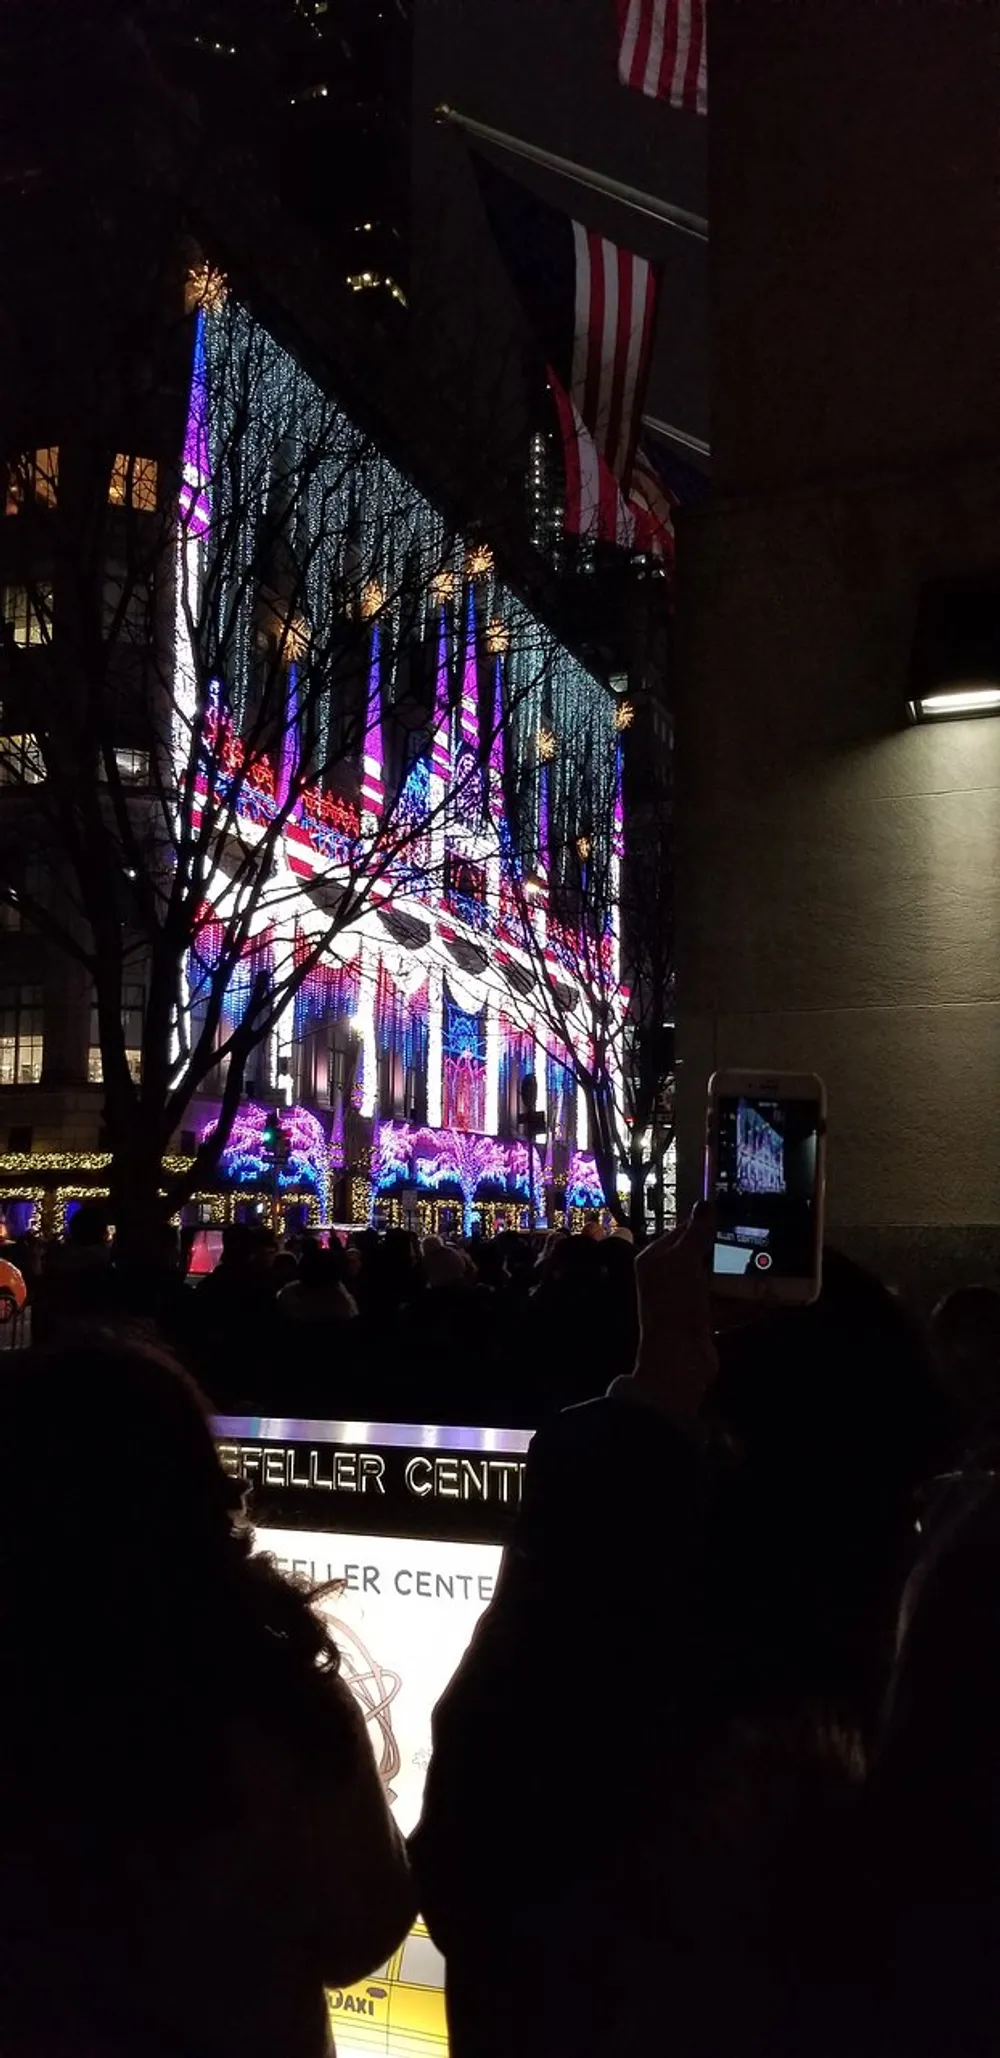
[2,576,156,647]
[4,449,158,516]
[0,985,43,1085]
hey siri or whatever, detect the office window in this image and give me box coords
[88,982,144,1084]
[2,585,51,648]
[0,985,43,1084]
[113,745,150,782]
[4,447,58,514]
[0,734,44,786]
[109,454,158,512]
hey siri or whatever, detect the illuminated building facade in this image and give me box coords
[182,291,620,1233]
[0,274,621,1236]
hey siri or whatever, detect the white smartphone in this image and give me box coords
[704,1069,826,1305]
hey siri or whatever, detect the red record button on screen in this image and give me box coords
[753,1250,773,1272]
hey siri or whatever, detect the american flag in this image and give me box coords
[550,376,677,561]
[568,223,658,487]
[616,0,707,115]
[472,157,660,541]
[549,372,639,549]
[628,441,678,558]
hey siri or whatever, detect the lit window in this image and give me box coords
[88,983,144,1085]
[4,447,58,514]
[2,585,51,647]
[0,985,43,1085]
[109,454,158,512]
[0,734,44,786]
[344,270,408,307]
[113,746,150,782]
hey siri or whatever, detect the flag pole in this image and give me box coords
[434,104,709,245]
[641,413,711,459]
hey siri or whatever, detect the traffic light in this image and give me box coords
[263,1110,291,1171]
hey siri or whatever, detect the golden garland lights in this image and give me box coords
[184,261,228,316]
[283,614,310,661]
[0,1153,195,1175]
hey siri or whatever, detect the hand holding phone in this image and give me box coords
[704,1070,826,1305]
[628,1205,719,1424]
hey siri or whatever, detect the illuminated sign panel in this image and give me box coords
[215,1414,531,2058]
[215,1415,529,1541]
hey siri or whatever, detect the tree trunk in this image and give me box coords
[590,1124,627,1228]
[628,1145,647,1242]
[108,1120,171,1271]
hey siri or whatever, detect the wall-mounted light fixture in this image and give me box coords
[907,571,1000,722]
[909,686,1000,723]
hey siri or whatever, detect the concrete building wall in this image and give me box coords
[675,0,1000,1301]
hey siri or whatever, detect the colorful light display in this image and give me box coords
[293,952,361,1042]
[171,293,624,1223]
[179,312,211,538]
[192,293,617,871]
[328,1096,347,1173]
[204,1103,329,1203]
[442,987,486,1133]
[376,962,429,1089]
[566,1149,606,1212]
[546,1050,575,1144]
[374,1121,544,1236]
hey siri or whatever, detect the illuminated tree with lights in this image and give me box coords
[412,1127,512,1238]
[0,249,572,1258]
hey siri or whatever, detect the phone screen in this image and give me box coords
[710,1094,822,1282]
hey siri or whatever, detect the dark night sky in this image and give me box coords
[411,0,709,468]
